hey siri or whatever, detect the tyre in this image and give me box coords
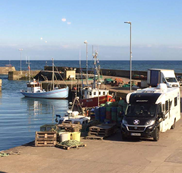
[121,132,127,141]
[171,118,176,129]
[153,127,159,141]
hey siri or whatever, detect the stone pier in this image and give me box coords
[0,66,16,75]
[0,79,2,91]
[8,70,40,80]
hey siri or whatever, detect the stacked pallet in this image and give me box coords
[57,121,82,132]
[86,123,117,140]
[35,131,57,147]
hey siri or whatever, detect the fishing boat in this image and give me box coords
[80,51,115,107]
[21,59,69,99]
[55,97,90,125]
[80,87,114,107]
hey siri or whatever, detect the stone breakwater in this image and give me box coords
[0,79,2,91]
[0,67,16,75]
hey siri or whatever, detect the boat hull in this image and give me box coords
[21,87,69,99]
[80,95,114,107]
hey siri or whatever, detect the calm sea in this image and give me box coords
[0,60,182,72]
[0,60,182,151]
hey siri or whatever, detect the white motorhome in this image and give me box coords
[121,83,180,141]
[147,68,179,87]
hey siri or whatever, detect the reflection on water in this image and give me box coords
[0,90,68,151]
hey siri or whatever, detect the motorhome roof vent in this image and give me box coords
[156,83,167,92]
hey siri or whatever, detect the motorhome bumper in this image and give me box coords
[121,124,155,137]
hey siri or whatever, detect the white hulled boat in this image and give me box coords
[21,59,69,99]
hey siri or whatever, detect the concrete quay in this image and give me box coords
[1,117,182,173]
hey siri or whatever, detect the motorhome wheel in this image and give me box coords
[153,127,159,141]
[171,118,176,129]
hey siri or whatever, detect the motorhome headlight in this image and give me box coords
[122,119,128,125]
[145,120,155,126]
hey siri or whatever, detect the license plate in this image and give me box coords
[131,133,141,136]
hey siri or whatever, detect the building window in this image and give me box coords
[174,97,177,106]
[103,92,105,95]
[99,92,101,95]
[89,92,92,96]
[94,92,96,95]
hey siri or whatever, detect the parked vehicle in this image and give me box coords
[121,83,180,141]
[147,68,179,87]
[176,75,182,86]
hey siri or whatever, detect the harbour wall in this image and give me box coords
[8,70,40,80]
[8,66,182,81]
[0,79,2,91]
[44,66,182,78]
[0,67,16,75]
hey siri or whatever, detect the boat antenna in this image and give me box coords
[52,58,54,90]
[26,57,31,82]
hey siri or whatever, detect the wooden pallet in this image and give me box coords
[85,135,104,140]
[57,123,82,132]
[35,140,57,147]
[35,131,57,141]
[56,144,86,150]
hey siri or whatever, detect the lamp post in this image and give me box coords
[19,49,23,72]
[84,40,88,86]
[124,21,132,91]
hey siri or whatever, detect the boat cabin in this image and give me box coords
[83,87,109,99]
[26,79,42,93]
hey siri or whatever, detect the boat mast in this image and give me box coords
[93,50,98,89]
[84,40,88,86]
[52,58,54,90]
[79,49,83,98]
[26,57,31,82]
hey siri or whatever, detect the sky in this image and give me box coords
[0,0,182,60]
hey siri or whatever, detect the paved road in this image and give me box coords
[1,117,182,173]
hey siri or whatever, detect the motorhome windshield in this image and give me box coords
[165,77,177,82]
[126,103,157,117]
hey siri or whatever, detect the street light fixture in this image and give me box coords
[124,21,132,92]
[19,49,23,72]
[84,40,88,86]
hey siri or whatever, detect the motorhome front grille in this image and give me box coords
[128,126,145,131]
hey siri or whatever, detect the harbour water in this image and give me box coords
[0,60,182,151]
[0,75,68,151]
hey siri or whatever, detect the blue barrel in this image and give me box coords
[89,108,95,120]
[94,106,100,120]
[117,106,123,122]
[111,107,117,122]
[99,107,106,122]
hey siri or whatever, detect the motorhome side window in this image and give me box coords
[162,104,165,113]
[174,97,177,106]
[165,100,169,112]
[157,104,162,114]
